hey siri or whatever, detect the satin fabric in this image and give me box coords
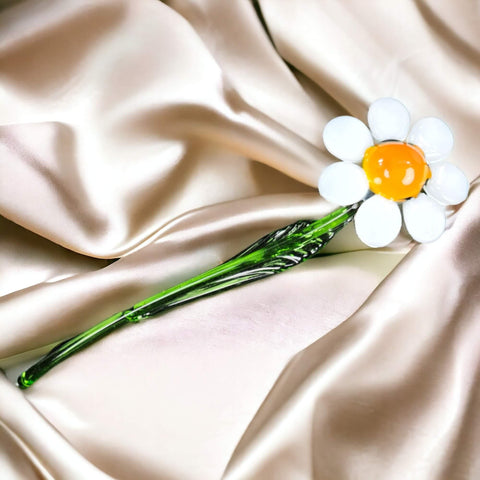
[0,0,478,479]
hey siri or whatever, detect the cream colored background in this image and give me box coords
[0,0,479,478]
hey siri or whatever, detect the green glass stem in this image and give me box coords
[17,204,358,389]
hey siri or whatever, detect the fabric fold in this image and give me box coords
[223,180,480,480]
[1,0,479,478]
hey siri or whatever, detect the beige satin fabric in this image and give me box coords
[0,0,479,479]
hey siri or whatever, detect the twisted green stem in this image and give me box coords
[17,204,358,389]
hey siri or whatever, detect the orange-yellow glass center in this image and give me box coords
[362,142,431,201]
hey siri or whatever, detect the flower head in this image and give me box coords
[318,98,469,247]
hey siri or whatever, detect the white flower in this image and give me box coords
[318,98,469,247]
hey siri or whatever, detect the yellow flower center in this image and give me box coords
[362,142,431,201]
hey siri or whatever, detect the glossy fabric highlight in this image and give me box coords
[0,0,479,478]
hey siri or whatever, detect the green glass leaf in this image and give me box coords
[17,204,358,389]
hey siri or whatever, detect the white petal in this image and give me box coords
[367,97,410,142]
[354,195,402,248]
[318,162,369,206]
[407,117,453,163]
[323,116,373,163]
[424,161,469,205]
[403,193,446,243]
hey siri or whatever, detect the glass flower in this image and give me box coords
[318,98,469,247]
